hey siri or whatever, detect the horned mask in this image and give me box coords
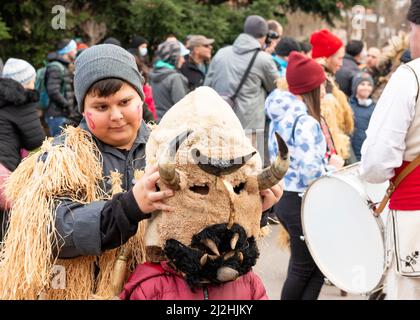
[144,87,288,287]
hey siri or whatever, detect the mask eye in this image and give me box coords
[189,185,209,195]
[233,182,246,194]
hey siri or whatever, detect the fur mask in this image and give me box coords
[144,87,289,288]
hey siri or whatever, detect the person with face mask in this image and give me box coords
[128,35,149,60]
[44,38,81,136]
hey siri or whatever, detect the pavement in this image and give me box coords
[254,224,365,300]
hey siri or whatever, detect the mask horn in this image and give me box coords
[158,130,192,190]
[257,132,289,191]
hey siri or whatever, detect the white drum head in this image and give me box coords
[302,176,385,295]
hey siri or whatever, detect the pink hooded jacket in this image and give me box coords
[119,262,268,300]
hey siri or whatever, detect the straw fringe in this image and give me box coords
[94,170,147,299]
[0,127,105,299]
[277,222,291,251]
[44,257,96,300]
[0,128,148,299]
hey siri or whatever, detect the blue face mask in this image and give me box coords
[139,47,148,57]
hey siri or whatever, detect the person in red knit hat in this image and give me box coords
[310,29,344,75]
[265,52,344,300]
[310,29,356,165]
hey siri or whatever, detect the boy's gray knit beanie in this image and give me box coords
[74,44,145,112]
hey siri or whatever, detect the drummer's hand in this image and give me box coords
[260,182,284,212]
[328,154,345,170]
[132,164,175,213]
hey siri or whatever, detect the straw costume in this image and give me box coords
[0,44,150,299]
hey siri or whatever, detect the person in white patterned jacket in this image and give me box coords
[265,51,344,300]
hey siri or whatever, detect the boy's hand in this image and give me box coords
[260,182,284,212]
[132,164,175,213]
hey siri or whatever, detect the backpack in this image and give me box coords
[35,61,65,110]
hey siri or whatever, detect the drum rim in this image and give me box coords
[301,173,387,295]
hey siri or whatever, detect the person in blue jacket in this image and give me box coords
[349,72,375,161]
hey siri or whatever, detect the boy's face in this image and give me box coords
[83,83,143,150]
[356,80,373,100]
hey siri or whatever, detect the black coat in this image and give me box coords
[0,78,46,172]
[45,53,80,124]
[180,57,208,91]
[335,54,361,97]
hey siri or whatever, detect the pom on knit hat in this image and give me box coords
[286,52,326,95]
[2,58,36,85]
[310,29,343,59]
[74,44,145,112]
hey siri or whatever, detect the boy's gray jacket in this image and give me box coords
[54,120,149,258]
[204,33,279,130]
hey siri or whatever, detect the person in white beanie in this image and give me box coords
[0,58,46,241]
[2,57,36,89]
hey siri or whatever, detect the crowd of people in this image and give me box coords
[0,0,419,300]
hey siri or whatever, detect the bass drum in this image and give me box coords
[301,163,388,295]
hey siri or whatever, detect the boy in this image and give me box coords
[0,44,282,300]
[0,44,174,299]
[349,73,375,161]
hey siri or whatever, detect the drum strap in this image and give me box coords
[375,154,420,215]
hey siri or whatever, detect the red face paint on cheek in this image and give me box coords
[86,112,96,130]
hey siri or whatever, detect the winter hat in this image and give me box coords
[244,15,269,39]
[129,36,147,49]
[286,51,326,95]
[2,58,36,85]
[178,41,190,57]
[351,72,374,97]
[310,29,343,59]
[74,44,145,112]
[407,0,420,24]
[155,40,182,66]
[275,37,301,57]
[57,39,77,55]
